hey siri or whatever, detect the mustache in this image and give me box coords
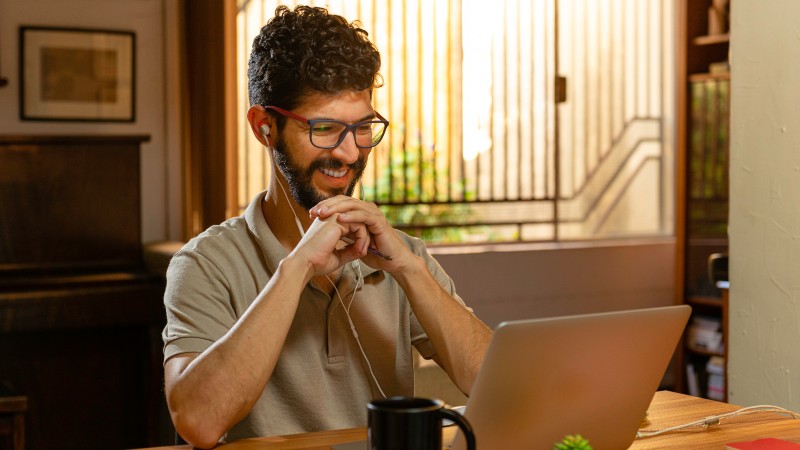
[307,156,366,174]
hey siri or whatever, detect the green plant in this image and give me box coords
[360,140,490,243]
[553,434,593,450]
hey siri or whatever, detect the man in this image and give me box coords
[162,5,492,448]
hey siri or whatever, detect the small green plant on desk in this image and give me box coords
[553,434,593,450]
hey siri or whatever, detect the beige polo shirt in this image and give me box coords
[162,191,467,442]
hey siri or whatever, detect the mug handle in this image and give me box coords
[440,408,475,450]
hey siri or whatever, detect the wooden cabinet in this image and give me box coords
[676,0,731,401]
[0,135,172,449]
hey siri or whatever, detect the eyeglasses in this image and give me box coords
[265,105,389,149]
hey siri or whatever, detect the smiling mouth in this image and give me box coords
[320,167,348,178]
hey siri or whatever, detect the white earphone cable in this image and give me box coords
[326,273,387,399]
[275,176,306,238]
[636,405,800,439]
[275,177,387,398]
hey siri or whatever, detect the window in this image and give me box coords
[236,0,675,244]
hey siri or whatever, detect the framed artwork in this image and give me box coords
[19,26,135,122]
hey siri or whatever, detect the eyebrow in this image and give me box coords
[312,112,377,123]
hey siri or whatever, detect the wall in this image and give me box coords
[0,0,678,328]
[419,238,675,407]
[728,1,800,409]
[432,239,675,328]
[0,0,182,243]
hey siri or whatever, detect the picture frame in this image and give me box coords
[19,26,135,122]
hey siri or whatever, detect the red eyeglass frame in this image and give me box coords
[260,105,389,149]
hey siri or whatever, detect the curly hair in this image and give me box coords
[248,5,382,128]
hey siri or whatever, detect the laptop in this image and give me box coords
[450,305,691,450]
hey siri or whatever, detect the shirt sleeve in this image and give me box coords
[161,249,239,362]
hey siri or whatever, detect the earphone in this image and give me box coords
[275,175,387,398]
[258,121,271,138]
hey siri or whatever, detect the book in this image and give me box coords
[726,438,800,449]
[686,363,700,397]
[706,356,726,400]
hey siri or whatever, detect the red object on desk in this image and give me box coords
[726,437,800,449]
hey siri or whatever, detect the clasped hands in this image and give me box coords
[288,195,412,279]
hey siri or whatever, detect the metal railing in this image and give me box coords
[237,0,675,243]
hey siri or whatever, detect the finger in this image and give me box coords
[349,222,371,255]
[334,244,363,266]
[337,222,369,257]
[336,208,386,235]
[301,214,352,252]
[309,195,349,218]
[311,196,372,219]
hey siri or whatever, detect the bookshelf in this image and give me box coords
[676,0,730,401]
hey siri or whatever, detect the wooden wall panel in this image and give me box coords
[0,135,172,449]
[0,135,149,274]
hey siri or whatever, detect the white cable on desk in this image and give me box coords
[636,405,800,439]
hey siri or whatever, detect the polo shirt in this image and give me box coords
[162,191,467,442]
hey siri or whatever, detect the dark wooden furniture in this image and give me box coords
[676,0,731,401]
[0,383,27,450]
[0,135,170,449]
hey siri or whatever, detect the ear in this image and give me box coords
[247,105,274,147]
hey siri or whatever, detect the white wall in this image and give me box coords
[728,0,800,409]
[0,0,182,243]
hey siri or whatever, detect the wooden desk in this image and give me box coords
[139,391,800,449]
[632,391,799,449]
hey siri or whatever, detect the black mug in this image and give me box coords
[367,397,475,450]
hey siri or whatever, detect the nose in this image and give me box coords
[330,130,361,165]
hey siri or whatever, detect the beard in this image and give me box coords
[272,136,367,211]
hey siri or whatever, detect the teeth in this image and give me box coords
[321,168,347,178]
